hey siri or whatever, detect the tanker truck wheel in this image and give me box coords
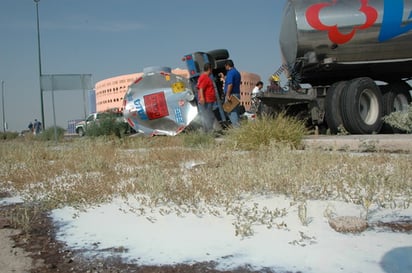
[340,77,383,134]
[381,82,412,133]
[325,81,347,134]
[383,82,411,113]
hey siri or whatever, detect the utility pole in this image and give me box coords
[1,80,5,133]
[34,0,45,129]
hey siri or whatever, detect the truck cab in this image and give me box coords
[182,49,233,125]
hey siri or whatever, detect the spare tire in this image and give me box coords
[207,49,229,61]
[340,77,383,134]
[214,59,227,70]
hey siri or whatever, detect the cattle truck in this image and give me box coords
[260,0,412,134]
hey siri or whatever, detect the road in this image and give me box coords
[303,134,412,153]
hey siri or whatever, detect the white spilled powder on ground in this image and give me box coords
[0,196,24,206]
[51,195,412,273]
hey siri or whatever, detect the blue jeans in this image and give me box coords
[198,102,216,133]
[227,94,240,127]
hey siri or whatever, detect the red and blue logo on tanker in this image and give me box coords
[306,0,412,44]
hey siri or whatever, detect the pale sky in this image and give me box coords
[0,0,286,132]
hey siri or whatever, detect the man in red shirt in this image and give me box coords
[197,63,217,133]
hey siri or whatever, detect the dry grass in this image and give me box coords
[1,126,411,237]
[226,112,308,150]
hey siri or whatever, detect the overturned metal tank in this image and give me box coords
[123,67,197,136]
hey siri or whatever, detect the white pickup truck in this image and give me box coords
[75,112,127,136]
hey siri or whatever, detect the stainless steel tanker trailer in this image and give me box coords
[123,66,198,136]
[260,0,412,134]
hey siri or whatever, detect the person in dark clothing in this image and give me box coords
[28,121,34,133]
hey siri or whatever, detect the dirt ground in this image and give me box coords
[0,228,34,273]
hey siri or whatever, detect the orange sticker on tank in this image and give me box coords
[144,92,169,120]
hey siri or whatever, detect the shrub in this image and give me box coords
[0,131,19,140]
[86,113,130,138]
[226,112,307,150]
[383,103,412,133]
[37,126,66,141]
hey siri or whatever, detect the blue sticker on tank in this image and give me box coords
[174,108,184,124]
[134,99,148,121]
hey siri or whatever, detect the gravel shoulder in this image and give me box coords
[0,228,34,273]
[303,134,412,153]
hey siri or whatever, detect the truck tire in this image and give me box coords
[383,82,411,113]
[381,82,412,133]
[214,59,226,70]
[77,127,85,137]
[340,77,383,134]
[207,49,229,61]
[325,81,347,134]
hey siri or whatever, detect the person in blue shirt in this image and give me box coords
[33,119,42,135]
[224,59,242,127]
